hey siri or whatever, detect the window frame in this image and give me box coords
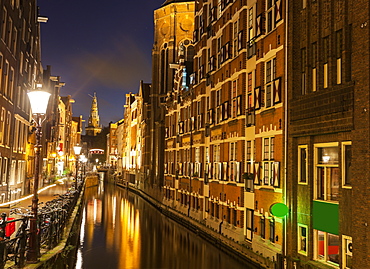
[265,58,276,108]
[342,235,352,269]
[298,145,308,185]
[262,137,275,186]
[341,141,352,189]
[314,143,340,202]
[314,229,340,266]
[298,223,308,256]
[266,0,275,33]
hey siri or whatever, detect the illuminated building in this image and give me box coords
[86,92,102,136]
[149,0,195,199]
[106,122,118,168]
[286,0,359,268]
[120,82,151,187]
[0,0,43,201]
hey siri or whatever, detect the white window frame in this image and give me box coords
[314,229,340,266]
[298,145,308,185]
[342,235,352,269]
[266,0,275,33]
[262,137,275,186]
[298,223,308,256]
[314,142,340,202]
[341,141,352,189]
[231,80,237,118]
[265,58,276,108]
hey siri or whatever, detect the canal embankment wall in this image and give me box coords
[117,181,279,269]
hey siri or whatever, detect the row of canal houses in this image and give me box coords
[0,0,82,204]
[112,0,365,268]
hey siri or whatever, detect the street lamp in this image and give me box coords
[27,89,51,263]
[73,144,82,189]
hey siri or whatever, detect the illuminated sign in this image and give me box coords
[270,203,289,218]
[89,149,104,154]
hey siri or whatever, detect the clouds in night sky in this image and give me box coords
[38,0,164,126]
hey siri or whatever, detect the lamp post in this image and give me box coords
[27,89,51,263]
[73,144,82,189]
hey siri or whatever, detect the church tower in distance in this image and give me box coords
[85,92,102,136]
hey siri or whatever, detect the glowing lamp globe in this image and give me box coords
[74,145,82,155]
[28,90,51,114]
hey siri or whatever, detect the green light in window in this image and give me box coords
[270,203,289,217]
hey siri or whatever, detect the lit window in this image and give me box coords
[315,230,339,266]
[314,144,339,201]
[342,235,352,269]
[262,137,275,186]
[298,224,308,255]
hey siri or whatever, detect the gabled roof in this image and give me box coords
[161,0,193,7]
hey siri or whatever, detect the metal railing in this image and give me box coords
[0,185,81,268]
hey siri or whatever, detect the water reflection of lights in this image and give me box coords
[119,197,141,268]
[75,207,86,269]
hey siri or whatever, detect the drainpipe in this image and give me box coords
[283,0,289,267]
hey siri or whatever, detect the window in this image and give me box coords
[315,144,339,201]
[246,209,254,241]
[3,61,9,96]
[342,142,352,188]
[301,48,306,95]
[215,89,222,124]
[9,67,14,100]
[233,21,238,57]
[248,7,254,40]
[298,145,308,184]
[336,30,343,84]
[2,158,7,185]
[315,230,339,266]
[269,219,275,243]
[262,137,275,186]
[298,224,308,255]
[5,111,11,146]
[266,0,275,33]
[323,37,329,88]
[312,42,317,92]
[265,58,276,108]
[231,80,237,118]
[342,235,352,269]
[1,8,6,41]
[260,216,265,239]
[230,142,237,181]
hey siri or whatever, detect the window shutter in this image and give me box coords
[223,162,228,181]
[275,0,282,23]
[256,15,265,37]
[273,162,280,187]
[238,31,243,51]
[237,95,242,115]
[165,127,169,138]
[254,87,261,110]
[208,109,214,125]
[273,77,282,104]
[218,162,223,180]
[178,163,183,175]
[254,162,260,185]
[236,162,241,182]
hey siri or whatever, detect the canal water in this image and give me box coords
[75,180,257,269]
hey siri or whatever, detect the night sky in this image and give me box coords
[38,0,165,127]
